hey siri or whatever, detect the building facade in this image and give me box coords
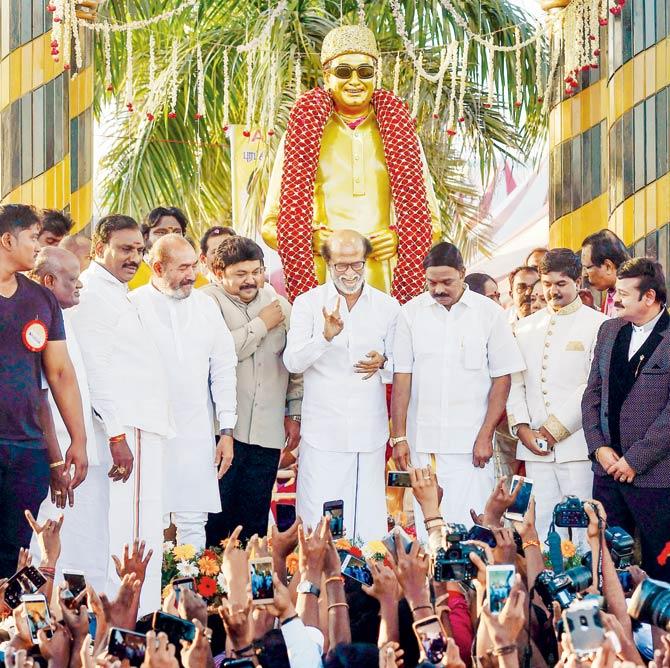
[548,0,670,276]
[0,0,93,232]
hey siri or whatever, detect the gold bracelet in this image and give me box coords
[49,460,65,469]
[109,434,126,444]
[522,538,541,551]
[328,602,349,611]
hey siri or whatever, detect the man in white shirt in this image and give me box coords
[69,215,173,613]
[391,242,525,532]
[507,249,607,541]
[508,265,539,323]
[284,230,399,543]
[29,247,108,591]
[130,235,237,550]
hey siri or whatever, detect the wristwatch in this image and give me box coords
[390,436,408,446]
[296,580,321,597]
[220,428,234,437]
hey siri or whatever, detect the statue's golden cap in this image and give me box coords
[320,25,380,66]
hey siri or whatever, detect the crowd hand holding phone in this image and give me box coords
[179,619,214,668]
[58,583,90,646]
[37,622,72,666]
[388,537,431,617]
[176,587,208,628]
[362,562,402,606]
[24,510,63,569]
[221,526,251,609]
[298,517,330,583]
[478,574,527,655]
[142,630,178,668]
[112,539,153,585]
[491,527,517,566]
[108,435,133,483]
[98,573,142,633]
[408,466,441,519]
[515,424,553,457]
[378,641,405,668]
[5,648,36,668]
[461,541,495,593]
[472,476,523,528]
[218,596,253,657]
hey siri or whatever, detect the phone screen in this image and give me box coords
[413,617,447,663]
[250,558,274,604]
[341,554,373,585]
[382,527,413,560]
[152,612,196,645]
[467,525,497,548]
[108,628,147,666]
[5,567,47,609]
[88,612,97,641]
[23,597,51,643]
[276,503,296,532]
[487,566,515,615]
[387,471,412,488]
[507,477,533,518]
[64,571,86,598]
[324,500,344,538]
[172,577,195,605]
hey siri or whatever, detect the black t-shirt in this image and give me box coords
[0,273,65,447]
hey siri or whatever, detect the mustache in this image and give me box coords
[123,262,139,269]
[614,302,624,309]
[180,279,195,288]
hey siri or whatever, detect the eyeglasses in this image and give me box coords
[327,64,376,80]
[332,261,365,272]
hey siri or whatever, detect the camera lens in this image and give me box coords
[566,566,592,593]
[628,578,670,631]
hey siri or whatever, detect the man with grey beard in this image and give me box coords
[130,234,237,550]
[284,229,400,542]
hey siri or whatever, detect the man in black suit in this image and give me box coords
[582,257,670,580]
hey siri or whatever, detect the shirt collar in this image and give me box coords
[548,297,582,316]
[89,260,128,292]
[632,308,664,334]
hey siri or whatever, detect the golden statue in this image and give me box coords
[262,24,441,302]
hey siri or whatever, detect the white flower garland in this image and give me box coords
[168,40,179,118]
[222,49,230,131]
[103,24,113,91]
[446,42,458,134]
[80,0,199,33]
[375,54,383,89]
[268,51,278,135]
[356,0,365,25]
[392,53,401,96]
[125,27,133,111]
[431,49,447,118]
[294,54,301,99]
[70,0,83,72]
[514,27,522,107]
[245,50,254,133]
[236,0,287,53]
[485,43,494,108]
[457,36,470,122]
[410,54,422,119]
[196,42,205,119]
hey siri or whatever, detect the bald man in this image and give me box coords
[29,247,108,590]
[129,235,237,549]
[284,230,400,542]
[59,234,92,272]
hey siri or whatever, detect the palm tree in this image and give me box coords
[95,0,546,259]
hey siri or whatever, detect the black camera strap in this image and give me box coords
[592,504,604,592]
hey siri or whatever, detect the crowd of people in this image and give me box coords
[1,201,669,667]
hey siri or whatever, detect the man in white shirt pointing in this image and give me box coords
[283,229,399,542]
[130,235,237,550]
[391,242,525,533]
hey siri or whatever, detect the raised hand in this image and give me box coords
[180,619,214,668]
[221,526,251,608]
[37,623,73,666]
[362,562,401,606]
[218,597,253,655]
[142,630,178,668]
[477,476,522,527]
[389,539,430,612]
[480,573,526,648]
[5,649,35,668]
[378,641,404,668]
[409,467,441,519]
[298,517,330,582]
[99,573,142,631]
[111,538,153,584]
[322,297,344,342]
[59,585,90,642]
[24,510,63,567]
[270,516,301,562]
[177,587,208,627]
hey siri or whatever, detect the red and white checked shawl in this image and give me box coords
[276,87,433,304]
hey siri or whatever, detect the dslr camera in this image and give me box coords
[553,496,589,528]
[535,566,593,610]
[605,526,634,569]
[628,578,670,632]
[433,523,486,583]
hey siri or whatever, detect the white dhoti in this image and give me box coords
[296,440,387,544]
[413,452,495,543]
[30,464,110,593]
[107,426,164,616]
[525,459,593,546]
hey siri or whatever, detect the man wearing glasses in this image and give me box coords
[284,229,399,542]
[201,236,303,542]
[262,24,441,304]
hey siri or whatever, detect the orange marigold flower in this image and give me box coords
[286,553,299,576]
[198,556,220,576]
[202,549,218,561]
[561,540,577,558]
[334,538,352,551]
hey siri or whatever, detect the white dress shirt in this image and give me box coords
[394,287,525,455]
[283,281,399,452]
[130,284,237,512]
[69,261,174,439]
[628,308,664,359]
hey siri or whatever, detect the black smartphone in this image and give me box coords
[151,612,196,646]
[172,577,196,606]
[222,660,256,667]
[467,524,498,548]
[63,570,86,598]
[5,567,47,609]
[387,470,412,487]
[323,499,344,538]
[276,503,296,532]
[108,627,147,666]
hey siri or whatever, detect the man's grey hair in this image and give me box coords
[31,246,77,281]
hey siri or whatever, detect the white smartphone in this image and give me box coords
[504,475,534,522]
[535,437,549,453]
[381,525,413,561]
[563,599,605,656]
[249,557,274,605]
[486,564,515,615]
[22,593,52,644]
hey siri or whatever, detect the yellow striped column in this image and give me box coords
[0,0,94,233]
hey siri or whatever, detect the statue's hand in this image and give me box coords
[368,229,398,262]
[312,226,333,255]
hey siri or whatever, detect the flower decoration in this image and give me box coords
[198,556,220,577]
[363,540,388,561]
[172,544,197,562]
[217,572,228,592]
[286,552,299,576]
[176,561,200,578]
[197,576,218,598]
[561,540,577,558]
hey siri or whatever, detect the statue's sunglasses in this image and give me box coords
[327,64,376,80]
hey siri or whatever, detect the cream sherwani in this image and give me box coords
[69,261,174,614]
[507,298,607,541]
[129,284,237,550]
[283,282,399,542]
